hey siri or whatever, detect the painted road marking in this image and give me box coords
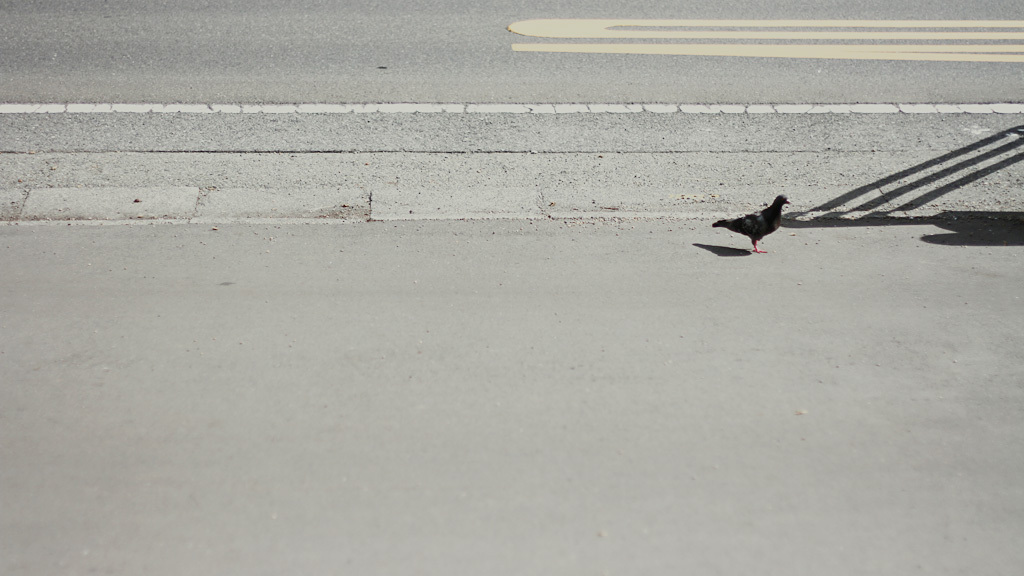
[511,43,1024,62]
[1,103,1023,115]
[508,19,1024,62]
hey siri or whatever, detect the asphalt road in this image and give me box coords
[1,0,1023,103]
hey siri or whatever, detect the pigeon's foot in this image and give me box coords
[753,248,767,254]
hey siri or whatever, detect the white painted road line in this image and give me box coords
[1,103,1024,115]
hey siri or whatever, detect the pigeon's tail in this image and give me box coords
[712,219,729,228]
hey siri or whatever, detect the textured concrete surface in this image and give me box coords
[2,219,1023,575]
[4,112,1022,153]
[195,188,370,221]
[20,187,198,221]
[2,114,1022,222]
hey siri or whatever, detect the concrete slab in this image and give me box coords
[371,186,545,220]
[3,144,1022,222]
[1,189,26,220]
[0,112,1020,223]
[196,188,370,221]
[4,112,1022,155]
[21,187,198,220]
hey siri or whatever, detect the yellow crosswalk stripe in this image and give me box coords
[509,19,1024,62]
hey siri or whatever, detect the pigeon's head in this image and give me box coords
[774,195,790,206]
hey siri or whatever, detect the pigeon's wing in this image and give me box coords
[732,214,767,238]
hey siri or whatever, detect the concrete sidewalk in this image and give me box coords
[2,218,1023,575]
[3,112,1023,222]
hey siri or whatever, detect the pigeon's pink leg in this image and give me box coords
[752,240,767,254]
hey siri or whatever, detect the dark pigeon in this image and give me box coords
[712,195,790,253]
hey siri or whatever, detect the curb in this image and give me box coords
[2,102,1024,115]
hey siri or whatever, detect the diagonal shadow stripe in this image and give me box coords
[890,152,1024,212]
[852,136,1024,212]
[801,125,1024,214]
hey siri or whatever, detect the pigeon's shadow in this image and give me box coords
[693,243,752,257]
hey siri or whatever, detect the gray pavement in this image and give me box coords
[2,218,1023,575]
[3,107,1024,575]
[2,0,1024,103]
[3,108,1024,574]
[3,112,1024,221]
[4,2,1024,573]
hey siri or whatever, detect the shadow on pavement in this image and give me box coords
[693,243,753,256]
[784,213,1024,246]
[920,212,1024,246]
[786,124,1024,247]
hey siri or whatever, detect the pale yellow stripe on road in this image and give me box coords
[509,19,1024,39]
[515,30,1024,40]
[511,43,1024,63]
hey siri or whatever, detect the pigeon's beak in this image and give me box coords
[785,199,791,204]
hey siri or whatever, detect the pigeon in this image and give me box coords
[712,195,790,253]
